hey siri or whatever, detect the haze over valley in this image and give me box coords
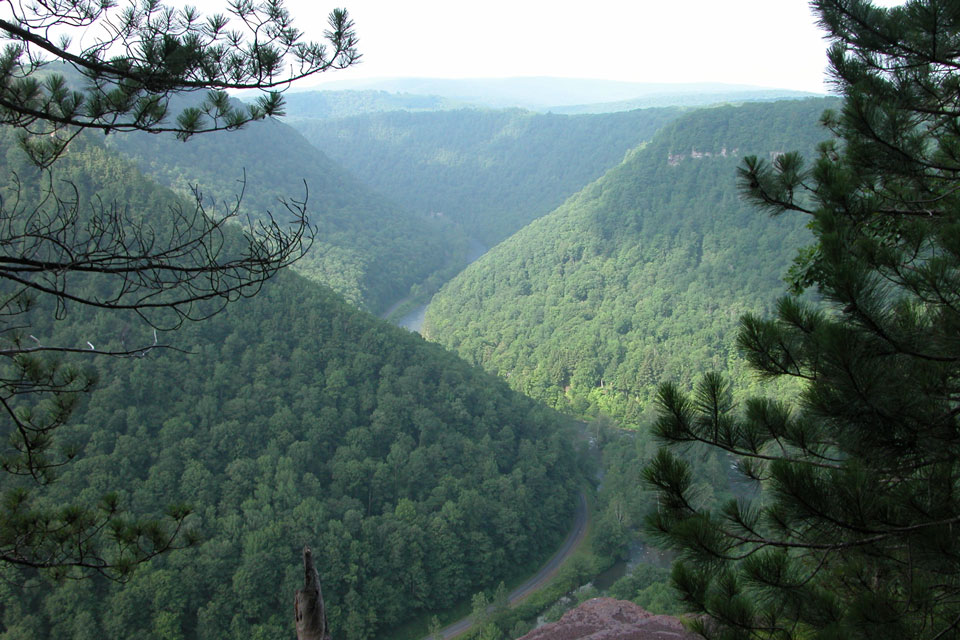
[6,2,951,640]
[0,72,836,637]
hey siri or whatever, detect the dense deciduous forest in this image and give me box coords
[0,132,582,639]
[423,98,838,426]
[0,91,856,639]
[6,0,901,638]
[106,99,471,314]
[6,0,956,637]
[290,107,683,246]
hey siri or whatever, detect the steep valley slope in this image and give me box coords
[0,130,581,640]
[107,112,470,314]
[423,98,838,426]
[289,107,683,246]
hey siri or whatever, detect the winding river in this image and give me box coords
[392,237,488,333]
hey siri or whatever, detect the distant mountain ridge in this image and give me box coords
[31,63,473,313]
[546,88,826,114]
[107,105,470,313]
[293,76,822,112]
[289,107,683,246]
[281,89,466,119]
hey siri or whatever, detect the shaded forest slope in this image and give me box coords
[0,135,580,640]
[108,111,469,314]
[423,98,837,426]
[303,77,817,112]
[290,107,683,246]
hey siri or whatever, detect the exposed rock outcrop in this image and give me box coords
[517,598,697,640]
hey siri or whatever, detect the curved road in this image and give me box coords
[429,491,590,639]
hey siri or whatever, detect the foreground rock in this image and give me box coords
[518,598,698,640]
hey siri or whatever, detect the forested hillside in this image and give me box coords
[545,90,820,114]
[423,98,838,426]
[281,89,463,119]
[308,78,817,112]
[107,111,469,314]
[0,135,580,640]
[290,107,683,246]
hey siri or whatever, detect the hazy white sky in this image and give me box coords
[193,0,907,94]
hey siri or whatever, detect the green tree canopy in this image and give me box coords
[0,0,358,580]
[1,0,358,166]
[646,1,960,638]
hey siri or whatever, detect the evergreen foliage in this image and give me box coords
[290,107,682,246]
[2,1,583,633]
[0,136,579,639]
[0,0,361,581]
[645,2,960,638]
[0,119,318,579]
[107,107,471,313]
[607,564,683,616]
[590,422,731,598]
[424,99,835,425]
[0,0,357,166]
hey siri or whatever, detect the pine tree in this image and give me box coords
[645,1,960,638]
[0,0,358,579]
[1,0,358,167]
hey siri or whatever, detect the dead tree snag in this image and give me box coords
[295,546,330,640]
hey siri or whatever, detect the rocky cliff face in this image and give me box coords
[517,598,697,640]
